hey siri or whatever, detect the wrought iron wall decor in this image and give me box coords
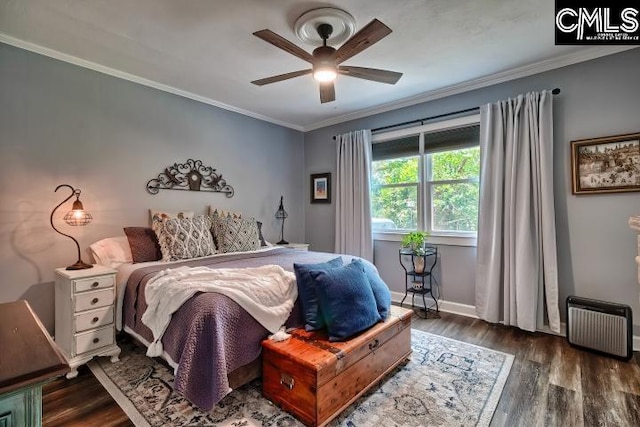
[146,159,234,197]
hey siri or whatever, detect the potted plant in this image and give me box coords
[401,231,430,273]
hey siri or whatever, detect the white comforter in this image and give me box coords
[141,264,297,357]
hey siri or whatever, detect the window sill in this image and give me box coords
[373,231,477,247]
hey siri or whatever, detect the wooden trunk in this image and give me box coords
[262,306,412,426]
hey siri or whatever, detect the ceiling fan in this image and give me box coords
[251,18,402,103]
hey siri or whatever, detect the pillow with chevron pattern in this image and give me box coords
[155,215,216,261]
[212,216,260,253]
[208,206,242,220]
[149,209,195,226]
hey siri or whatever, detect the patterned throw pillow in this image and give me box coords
[155,215,216,261]
[212,217,260,253]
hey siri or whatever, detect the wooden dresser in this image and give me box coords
[262,305,412,426]
[54,265,121,378]
[0,300,69,427]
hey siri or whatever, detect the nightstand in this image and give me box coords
[54,265,121,379]
[281,243,310,251]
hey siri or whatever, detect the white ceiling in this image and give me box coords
[0,0,635,131]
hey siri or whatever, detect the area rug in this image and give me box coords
[89,329,513,427]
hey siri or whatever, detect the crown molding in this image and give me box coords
[303,46,638,131]
[0,33,305,132]
[2,32,635,134]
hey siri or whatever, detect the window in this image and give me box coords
[371,115,480,236]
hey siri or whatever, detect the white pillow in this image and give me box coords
[89,236,133,268]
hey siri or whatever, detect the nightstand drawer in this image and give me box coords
[75,306,114,333]
[74,289,114,312]
[75,326,113,355]
[74,275,114,293]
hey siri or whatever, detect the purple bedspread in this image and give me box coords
[122,248,354,410]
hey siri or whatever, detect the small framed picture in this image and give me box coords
[310,173,331,204]
[571,132,640,195]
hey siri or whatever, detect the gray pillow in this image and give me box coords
[256,221,267,246]
[212,217,260,253]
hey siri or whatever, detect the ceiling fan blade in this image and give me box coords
[338,66,402,84]
[319,82,335,103]
[251,69,312,86]
[334,19,392,64]
[253,29,314,63]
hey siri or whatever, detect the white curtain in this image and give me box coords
[335,130,374,262]
[475,90,560,333]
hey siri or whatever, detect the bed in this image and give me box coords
[116,246,354,411]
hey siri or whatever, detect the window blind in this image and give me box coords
[371,135,419,161]
[424,124,480,153]
[372,124,479,161]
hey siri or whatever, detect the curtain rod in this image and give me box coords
[332,88,561,139]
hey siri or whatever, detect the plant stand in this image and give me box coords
[398,247,439,318]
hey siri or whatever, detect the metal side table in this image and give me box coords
[399,246,440,317]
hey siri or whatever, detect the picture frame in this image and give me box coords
[571,132,640,195]
[310,173,331,204]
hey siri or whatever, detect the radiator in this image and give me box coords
[566,296,632,360]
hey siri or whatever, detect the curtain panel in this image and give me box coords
[335,130,374,262]
[475,90,560,333]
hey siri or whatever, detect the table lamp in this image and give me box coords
[275,195,289,245]
[50,184,93,270]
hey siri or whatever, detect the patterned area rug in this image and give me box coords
[89,330,513,427]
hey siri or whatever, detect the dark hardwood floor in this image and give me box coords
[42,311,640,427]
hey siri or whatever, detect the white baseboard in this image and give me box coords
[390,291,640,352]
[390,291,477,318]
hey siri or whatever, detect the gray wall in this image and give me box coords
[0,43,304,333]
[304,49,640,332]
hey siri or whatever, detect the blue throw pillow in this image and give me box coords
[293,257,344,331]
[311,262,382,342]
[351,259,392,320]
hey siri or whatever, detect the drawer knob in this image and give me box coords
[91,298,99,305]
[91,281,99,288]
[369,338,380,351]
[91,317,99,323]
[93,338,100,344]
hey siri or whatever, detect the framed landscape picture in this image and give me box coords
[310,173,331,203]
[571,132,640,195]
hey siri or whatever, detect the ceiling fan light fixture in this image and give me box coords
[252,16,401,102]
[313,66,337,82]
[312,47,337,82]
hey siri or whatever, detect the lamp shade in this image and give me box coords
[63,199,93,226]
[275,196,288,219]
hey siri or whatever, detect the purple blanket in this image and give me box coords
[122,248,353,410]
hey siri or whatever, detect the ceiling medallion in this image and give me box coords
[294,7,356,46]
